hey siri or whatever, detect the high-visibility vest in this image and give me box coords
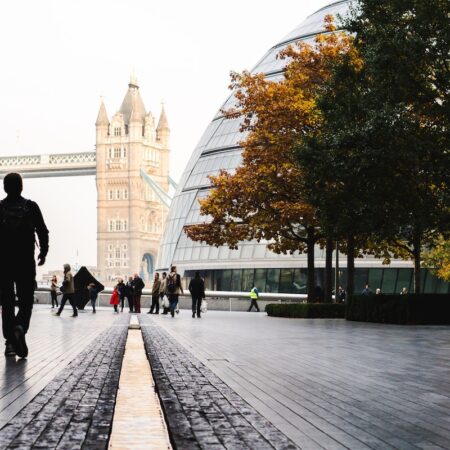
[250,287,258,299]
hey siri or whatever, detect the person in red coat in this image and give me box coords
[109,287,119,313]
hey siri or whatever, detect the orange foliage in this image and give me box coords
[186,17,358,254]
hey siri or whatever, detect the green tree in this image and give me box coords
[298,0,449,294]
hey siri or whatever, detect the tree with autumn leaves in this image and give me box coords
[185,18,357,302]
[186,0,449,299]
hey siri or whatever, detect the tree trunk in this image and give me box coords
[325,236,333,303]
[306,227,316,303]
[413,232,421,294]
[347,235,355,297]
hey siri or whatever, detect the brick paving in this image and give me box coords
[139,315,298,450]
[0,315,129,449]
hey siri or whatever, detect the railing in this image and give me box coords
[35,287,307,311]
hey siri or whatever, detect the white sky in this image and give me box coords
[0,0,331,279]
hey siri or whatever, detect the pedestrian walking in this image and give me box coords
[159,272,169,314]
[88,283,98,313]
[116,278,126,312]
[0,173,49,358]
[50,275,59,309]
[189,272,205,318]
[110,286,119,313]
[361,284,372,296]
[55,264,77,317]
[248,284,260,312]
[131,273,145,313]
[337,286,346,303]
[125,276,134,312]
[148,273,161,314]
[167,266,183,318]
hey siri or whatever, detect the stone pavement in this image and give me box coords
[0,306,119,429]
[148,311,450,450]
[0,313,129,449]
[1,306,450,450]
[140,315,298,450]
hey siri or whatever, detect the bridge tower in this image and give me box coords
[95,76,170,284]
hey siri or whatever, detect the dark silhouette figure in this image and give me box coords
[0,173,49,358]
[189,272,205,318]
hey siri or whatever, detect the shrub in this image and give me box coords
[265,303,345,318]
[346,294,450,324]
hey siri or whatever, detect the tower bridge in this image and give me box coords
[0,76,175,284]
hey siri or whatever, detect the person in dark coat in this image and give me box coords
[116,278,126,312]
[125,276,134,312]
[88,283,98,313]
[0,173,49,358]
[131,273,145,313]
[188,272,205,318]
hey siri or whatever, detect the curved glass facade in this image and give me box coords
[157,0,450,294]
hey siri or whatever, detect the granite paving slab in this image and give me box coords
[139,315,298,450]
[0,315,129,449]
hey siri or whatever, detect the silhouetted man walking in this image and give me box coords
[0,173,49,358]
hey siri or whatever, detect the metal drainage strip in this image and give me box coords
[109,316,172,449]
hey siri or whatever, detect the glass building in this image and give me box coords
[157,0,450,295]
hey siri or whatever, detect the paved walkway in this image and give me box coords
[149,311,450,450]
[0,306,119,430]
[1,307,450,449]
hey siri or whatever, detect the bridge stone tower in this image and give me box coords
[95,76,170,284]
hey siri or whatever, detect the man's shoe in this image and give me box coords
[192,313,195,318]
[13,326,28,358]
[71,314,78,318]
[4,342,16,357]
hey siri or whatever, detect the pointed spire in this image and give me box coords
[129,105,141,123]
[129,71,139,89]
[95,100,109,126]
[157,104,169,131]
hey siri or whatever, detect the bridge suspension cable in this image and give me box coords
[140,169,172,208]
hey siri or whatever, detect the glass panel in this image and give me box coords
[254,269,267,292]
[424,270,437,293]
[355,269,369,293]
[395,269,412,294]
[368,269,383,292]
[231,269,242,291]
[381,269,398,294]
[217,269,231,291]
[279,268,294,293]
[266,269,280,293]
[293,269,307,294]
[241,269,255,292]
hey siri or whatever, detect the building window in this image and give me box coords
[123,220,128,231]
[108,220,114,232]
[116,221,122,232]
[115,248,121,259]
[114,147,121,158]
[108,244,113,251]
[116,189,121,200]
[122,244,127,251]
[123,189,128,200]
[108,190,113,200]
[115,261,120,267]
[114,127,121,137]
[109,261,113,267]
[108,148,112,158]
[123,147,127,158]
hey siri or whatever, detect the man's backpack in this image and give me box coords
[167,273,177,294]
[0,199,34,236]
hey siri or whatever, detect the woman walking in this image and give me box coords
[50,275,59,309]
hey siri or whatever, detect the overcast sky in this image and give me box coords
[0,0,331,279]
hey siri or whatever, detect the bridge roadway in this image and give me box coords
[1,306,450,449]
